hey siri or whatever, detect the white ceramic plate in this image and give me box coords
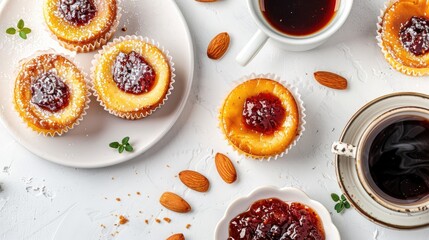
[335,92,429,229]
[0,0,194,168]
[215,186,340,240]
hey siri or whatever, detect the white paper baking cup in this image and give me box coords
[13,49,91,137]
[218,73,306,161]
[376,0,429,76]
[43,0,122,53]
[90,35,176,120]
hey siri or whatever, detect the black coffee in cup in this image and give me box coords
[259,0,337,36]
[365,119,429,203]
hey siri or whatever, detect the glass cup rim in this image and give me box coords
[355,106,429,213]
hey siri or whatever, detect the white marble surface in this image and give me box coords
[1,0,429,239]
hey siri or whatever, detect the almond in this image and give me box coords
[207,32,230,60]
[179,170,210,192]
[167,233,185,240]
[215,153,237,184]
[313,71,348,90]
[160,192,191,213]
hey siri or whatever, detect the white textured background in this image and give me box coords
[1,0,429,239]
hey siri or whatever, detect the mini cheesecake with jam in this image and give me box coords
[43,0,120,52]
[91,36,174,120]
[219,78,301,159]
[378,0,429,76]
[13,53,89,136]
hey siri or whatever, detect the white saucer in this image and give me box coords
[336,92,429,229]
[0,0,194,168]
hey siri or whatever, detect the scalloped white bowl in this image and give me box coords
[215,186,340,240]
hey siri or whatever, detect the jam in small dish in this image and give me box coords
[228,198,325,240]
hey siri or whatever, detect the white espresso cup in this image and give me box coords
[236,0,354,66]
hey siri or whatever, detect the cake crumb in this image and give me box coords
[100,224,106,228]
[163,217,171,223]
[111,177,115,180]
[116,198,121,202]
[127,193,131,197]
[136,192,141,195]
[145,219,149,224]
[155,218,161,223]
[186,224,191,229]
[119,215,129,225]
[121,27,127,32]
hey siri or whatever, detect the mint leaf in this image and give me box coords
[17,19,24,29]
[125,144,133,152]
[122,136,130,145]
[331,193,340,202]
[341,194,347,202]
[6,27,16,34]
[118,145,125,153]
[344,201,351,209]
[19,31,27,39]
[109,142,120,148]
[21,28,31,34]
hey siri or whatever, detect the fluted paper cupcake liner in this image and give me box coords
[376,0,429,76]
[90,35,175,120]
[218,73,306,161]
[43,0,122,53]
[13,49,91,137]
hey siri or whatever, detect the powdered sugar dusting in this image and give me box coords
[399,16,429,56]
[112,51,155,94]
[57,0,97,26]
[30,70,70,112]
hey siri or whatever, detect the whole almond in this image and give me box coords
[160,192,191,213]
[179,170,210,192]
[167,233,185,240]
[207,32,230,60]
[215,153,237,184]
[314,71,348,90]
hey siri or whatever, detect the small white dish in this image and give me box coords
[214,186,340,240]
[336,92,429,229]
[0,0,194,168]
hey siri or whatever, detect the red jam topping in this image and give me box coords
[112,51,156,95]
[58,0,97,26]
[242,93,286,134]
[228,198,325,240]
[31,71,70,112]
[400,16,429,56]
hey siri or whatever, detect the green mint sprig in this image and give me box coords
[331,193,350,213]
[109,137,133,154]
[6,19,31,40]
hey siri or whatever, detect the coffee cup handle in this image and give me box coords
[331,141,357,158]
[236,29,268,66]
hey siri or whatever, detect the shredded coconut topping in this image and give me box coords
[58,0,97,26]
[112,51,156,95]
[30,70,70,112]
[400,16,429,56]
